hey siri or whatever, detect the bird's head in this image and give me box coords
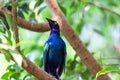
[46,18,60,32]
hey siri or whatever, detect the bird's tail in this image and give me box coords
[50,72,60,80]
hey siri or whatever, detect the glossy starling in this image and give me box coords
[43,18,67,79]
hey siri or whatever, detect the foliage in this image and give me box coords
[0,0,120,80]
[96,66,120,78]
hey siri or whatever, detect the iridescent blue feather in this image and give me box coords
[43,18,67,79]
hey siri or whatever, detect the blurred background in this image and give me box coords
[0,0,120,80]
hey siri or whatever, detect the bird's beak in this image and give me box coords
[46,18,53,24]
[46,18,50,21]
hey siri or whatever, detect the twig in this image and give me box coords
[88,2,120,17]
[11,0,26,67]
[12,0,21,53]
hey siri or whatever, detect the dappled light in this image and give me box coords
[0,0,120,80]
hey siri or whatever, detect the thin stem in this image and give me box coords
[88,2,120,17]
[114,43,120,54]
[12,0,21,53]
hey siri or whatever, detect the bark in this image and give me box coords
[0,5,50,32]
[17,17,50,32]
[1,3,57,80]
[114,43,120,55]
[12,0,21,53]
[22,58,57,80]
[0,1,111,80]
[45,0,111,80]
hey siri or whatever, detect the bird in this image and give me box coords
[43,18,67,79]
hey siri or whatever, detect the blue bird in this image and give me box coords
[43,18,67,79]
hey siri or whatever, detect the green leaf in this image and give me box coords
[6,65,13,70]
[16,40,35,47]
[81,0,88,5]
[0,32,12,45]
[0,44,23,66]
[12,64,21,70]
[34,0,43,8]
[4,12,14,31]
[0,38,2,43]
[18,9,25,19]
[4,35,12,45]
[12,1,18,6]
[0,25,5,33]
[4,20,10,31]
[2,50,11,62]
[1,72,10,79]
[30,12,35,18]
[11,72,21,79]
[2,63,23,80]
[94,29,104,36]
[19,3,29,13]
[96,67,120,78]
[59,5,67,15]
[17,1,28,7]
[76,18,84,34]
[37,6,46,14]
[0,17,9,31]
[6,5,12,11]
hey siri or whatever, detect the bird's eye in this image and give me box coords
[54,21,57,24]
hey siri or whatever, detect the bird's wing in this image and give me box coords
[43,42,50,72]
[63,46,67,72]
[58,45,67,76]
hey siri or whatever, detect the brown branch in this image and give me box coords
[88,2,120,17]
[11,1,57,80]
[0,1,111,80]
[0,4,50,32]
[1,5,53,79]
[0,4,5,17]
[22,57,57,80]
[12,0,21,53]
[0,4,57,79]
[45,0,111,80]
[17,17,50,32]
[114,43,120,55]
[0,44,56,80]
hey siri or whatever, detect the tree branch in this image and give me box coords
[0,1,111,80]
[17,17,50,32]
[45,0,111,80]
[88,2,120,17]
[12,1,57,79]
[0,3,57,80]
[0,43,56,80]
[22,57,57,80]
[12,0,21,53]
[114,43,120,55]
[0,4,50,32]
